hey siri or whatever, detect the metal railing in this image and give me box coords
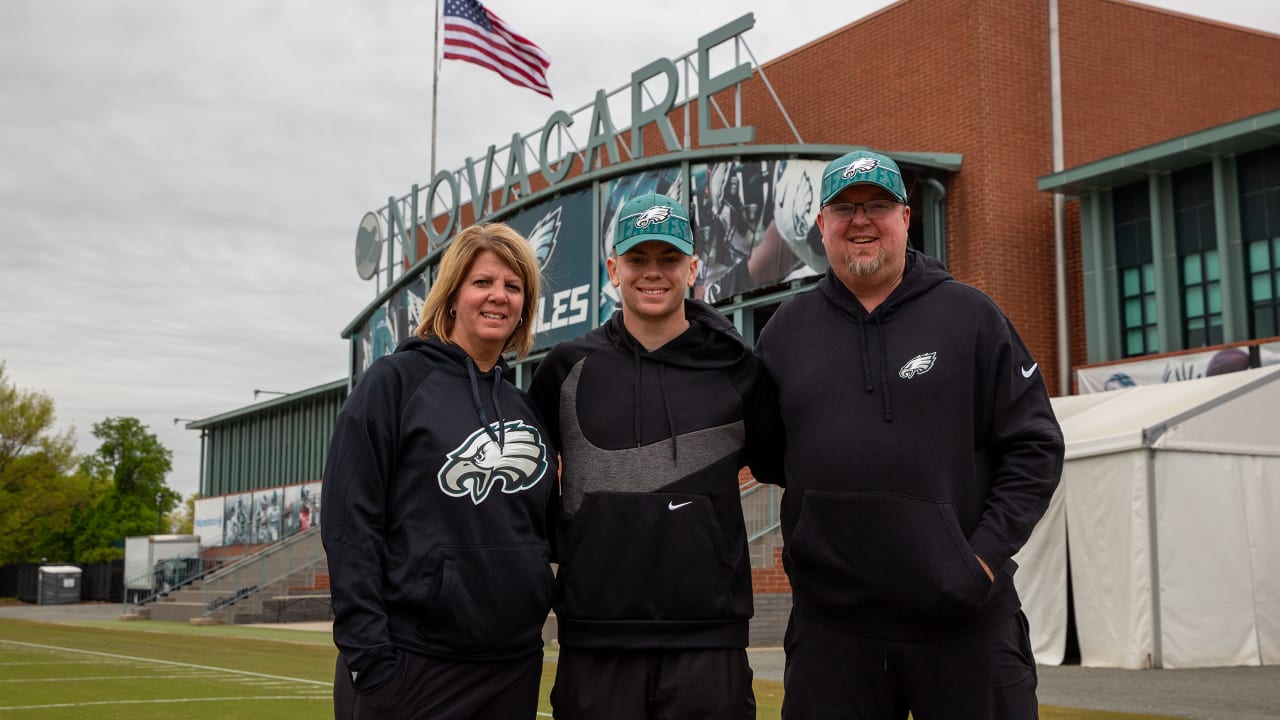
[198,526,325,620]
[122,551,210,611]
[740,480,781,542]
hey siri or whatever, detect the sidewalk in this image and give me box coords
[270,622,1279,719]
[4,603,1278,719]
[745,645,1280,720]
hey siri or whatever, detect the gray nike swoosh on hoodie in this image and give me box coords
[558,359,745,514]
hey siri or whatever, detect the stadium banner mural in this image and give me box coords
[194,496,224,547]
[505,188,594,350]
[1076,340,1280,393]
[343,150,933,372]
[597,167,682,323]
[690,158,827,303]
[399,276,427,346]
[370,304,396,362]
[353,319,373,380]
[251,489,282,544]
[222,492,252,546]
[282,481,321,538]
[354,275,429,383]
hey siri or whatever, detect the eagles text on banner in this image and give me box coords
[442,0,552,98]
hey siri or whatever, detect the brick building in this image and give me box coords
[324,0,1280,647]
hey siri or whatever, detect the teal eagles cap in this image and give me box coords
[613,192,694,256]
[820,150,907,206]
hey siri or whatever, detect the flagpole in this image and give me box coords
[430,0,441,179]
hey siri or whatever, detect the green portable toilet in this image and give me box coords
[37,565,82,605]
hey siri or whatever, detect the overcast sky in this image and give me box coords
[2,0,1277,500]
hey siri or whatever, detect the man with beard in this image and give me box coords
[751,149,1064,720]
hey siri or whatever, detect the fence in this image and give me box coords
[0,560,123,603]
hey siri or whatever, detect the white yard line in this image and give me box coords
[0,671,170,676]
[0,639,329,686]
[0,660,103,666]
[0,695,329,711]
[0,638,556,716]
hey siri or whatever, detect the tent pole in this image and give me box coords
[1145,446,1163,668]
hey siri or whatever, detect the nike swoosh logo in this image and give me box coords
[1021,363,1038,378]
[557,360,745,514]
[668,501,693,510]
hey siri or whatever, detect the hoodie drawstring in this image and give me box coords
[876,313,893,423]
[856,312,894,423]
[631,344,643,449]
[630,343,679,464]
[858,316,874,394]
[658,363,678,464]
[466,356,506,449]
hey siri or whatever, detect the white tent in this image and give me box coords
[1014,364,1280,669]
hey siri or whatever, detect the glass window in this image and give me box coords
[1113,182,1157,356]
[1174,165,1222,348]
[1238,144,1280,339]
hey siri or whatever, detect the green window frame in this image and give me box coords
[1238,144,1280,339]
[1173,165,1223,348]
[1113,182,1158,356]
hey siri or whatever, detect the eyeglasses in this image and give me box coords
[824,200,902,221]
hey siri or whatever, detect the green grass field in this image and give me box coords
[0,618,1179,719]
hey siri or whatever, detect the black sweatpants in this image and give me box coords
[334,649,543,720]
[781,611,1038,720]
[551,646,756,720]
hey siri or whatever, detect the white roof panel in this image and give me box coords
[1053,365,1280,459]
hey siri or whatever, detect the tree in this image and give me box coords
[168,493,198,535]
[81,417,175,509]
[0,369,183,564]
[73,490,161,563]
[0,363,103,564]
[72,417,178,561]
[0,362,71,487]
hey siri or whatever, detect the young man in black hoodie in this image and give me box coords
[530,192,757,720]
[752,150,1065,719]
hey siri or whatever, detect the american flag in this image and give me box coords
[442,0,552,98]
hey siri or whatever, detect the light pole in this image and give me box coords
[155,492,163,534]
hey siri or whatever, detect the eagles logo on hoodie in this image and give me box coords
[438,420,549,504]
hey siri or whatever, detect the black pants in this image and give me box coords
[334,649,543,720]
[551,646,755,720]
[781,611,1038,720]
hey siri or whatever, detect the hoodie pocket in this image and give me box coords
[786,491,991,621]
[417,543,553,655]
[558,491,733,621]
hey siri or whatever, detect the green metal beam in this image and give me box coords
[188,379,347,429]
[1037,108,1280,197]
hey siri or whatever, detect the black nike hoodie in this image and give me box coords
[529,300,757,649]
[753,249,1064,639]
[322,336,558,691]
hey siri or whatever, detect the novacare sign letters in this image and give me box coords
[399,14,757,249]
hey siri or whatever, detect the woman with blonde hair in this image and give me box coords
[323,223,558,720]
